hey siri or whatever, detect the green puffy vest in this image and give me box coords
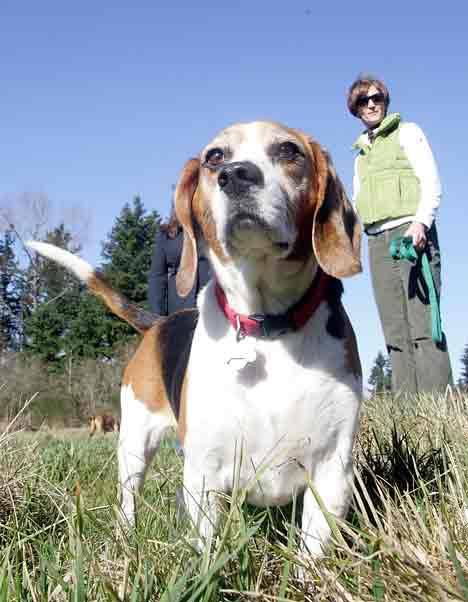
[353,113,421,227]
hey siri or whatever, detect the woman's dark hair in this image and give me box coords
[347,74,390,116]
[160,204,181,238]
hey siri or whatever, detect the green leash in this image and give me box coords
[389,236,443,345]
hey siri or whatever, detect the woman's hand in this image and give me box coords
[404,222,427,251]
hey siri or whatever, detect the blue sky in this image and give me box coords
[1,1,466,383]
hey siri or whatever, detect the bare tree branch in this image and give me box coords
[0,192,92,254]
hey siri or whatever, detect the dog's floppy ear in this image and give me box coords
[175,158,200,297]
[308,141,362,278]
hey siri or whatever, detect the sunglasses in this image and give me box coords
[356,92,385,108]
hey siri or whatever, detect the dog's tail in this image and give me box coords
[27,241,157,334]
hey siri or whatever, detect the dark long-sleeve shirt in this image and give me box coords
[148,230,211,316]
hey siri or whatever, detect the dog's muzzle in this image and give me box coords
[219,160,292,256]
[218,161,264,198]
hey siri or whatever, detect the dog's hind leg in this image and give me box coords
[118,384,173,526]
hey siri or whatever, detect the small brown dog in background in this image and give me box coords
[88,414,120,436]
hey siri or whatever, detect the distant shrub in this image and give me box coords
[0,344,135,427]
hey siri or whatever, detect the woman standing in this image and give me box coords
[148,207,211,316]
[348,74,452,395]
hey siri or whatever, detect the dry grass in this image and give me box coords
[0,389,467,601]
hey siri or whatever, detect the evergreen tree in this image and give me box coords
[24,199,161,364]
[39,224,81,299]
[24,224,81,364]
[66,294,117,360]
[459,344,468,389]
[97,196,160,346]
[101,196,160,303]
[368,351,392,394]
[0,229,22,351]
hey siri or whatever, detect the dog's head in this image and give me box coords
[174,121,361,296]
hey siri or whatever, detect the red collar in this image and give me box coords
[214,269,331,339]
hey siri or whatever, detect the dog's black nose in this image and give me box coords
[218,161,264,196]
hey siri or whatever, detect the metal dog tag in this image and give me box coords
[227,337,257,371]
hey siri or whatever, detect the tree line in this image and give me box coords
[0,195,160,426]
[1,191,466,424]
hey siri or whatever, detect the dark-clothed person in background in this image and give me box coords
[348,74,452,395]
[148,206,211,469]
[148,208,211,316]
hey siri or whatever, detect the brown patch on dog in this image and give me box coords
[177,373,188,446]
[175,159,227,298]
[192,185,227,264]
[122,326,173,415]
[268,133,309,188]
[288,203,316,263]
[88,414,120,436]
[87,273,156,333]
[175,159,201,297]
[311,147,362,279]
[290,133,362,278]
[343,313,362,380]
[285,134,324,263]
[122,310,197,425]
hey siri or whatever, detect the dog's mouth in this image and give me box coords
[225,212,293,257]
[228,212,267,232]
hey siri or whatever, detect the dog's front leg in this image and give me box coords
[183,463,222,553]
[300,453,353,559]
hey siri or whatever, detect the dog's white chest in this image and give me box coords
[184,299,360,507]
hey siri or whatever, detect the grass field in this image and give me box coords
[1,391,468,601]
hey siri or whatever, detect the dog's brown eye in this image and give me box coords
[278,141,301,160]
[205,148,224,167]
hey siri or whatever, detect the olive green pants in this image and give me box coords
[367,223,452,395]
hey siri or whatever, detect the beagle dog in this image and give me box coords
[88,414,120,436]
[28,120,362,558]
